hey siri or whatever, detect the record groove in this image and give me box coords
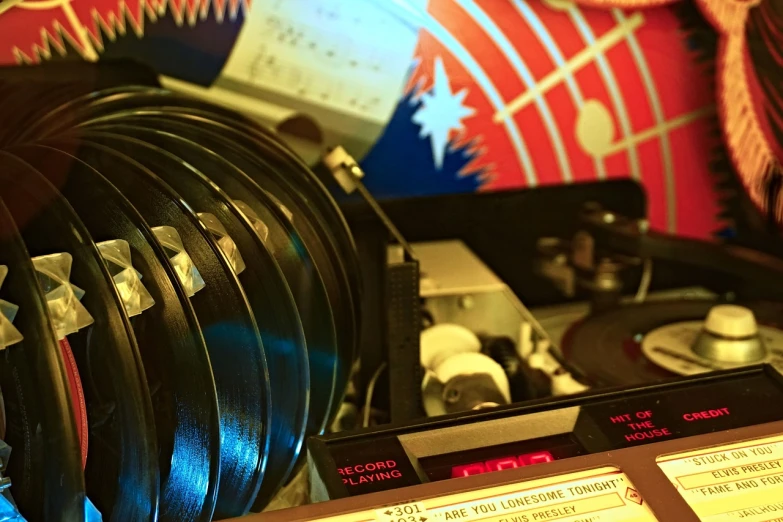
[0,80,363,520]
[60,102,359,370]
[0,196,85,522]
[76,111,356,401]
[36,137,272,519]
[83,123,336,437]
[0,152,159,522]
[7,144,221,522]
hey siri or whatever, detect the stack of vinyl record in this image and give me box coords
[0,82,361,522]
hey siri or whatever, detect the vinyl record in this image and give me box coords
[84,106,362,323]
[561,300,783,387]
[56,96,360,365]
[0,61,159,147]
[37,90,359,379]
[18,86,158,145]
[36,137,272,519]
[0,82,110,147]
[71,128,311,507]
[0,195,85,522]
[74,109,356,402]
[29,87,293,154]
[0,153,159,521]
[0,83,34,145]
[2,82,365,514]
[6,144,221,522]
[0,61,159,94]
[82,122,338,437]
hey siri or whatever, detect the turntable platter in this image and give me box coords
[561,300,783,387]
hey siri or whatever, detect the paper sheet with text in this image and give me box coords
[308,467,658,522]
[658,434,783,521]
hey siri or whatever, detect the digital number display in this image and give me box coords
[420,434,584,482]
[451,451,555,478]
[324,369,783,498]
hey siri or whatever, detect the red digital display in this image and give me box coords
[450,451,554,478]
[418,434,584,483]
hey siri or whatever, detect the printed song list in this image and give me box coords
[658,435,783,521]
[309,468,658,522]
[417,468,657,522]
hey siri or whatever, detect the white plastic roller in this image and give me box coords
[420,323,482,370]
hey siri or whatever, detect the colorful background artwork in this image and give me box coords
[693,0,783,227]
[0,0,736,238]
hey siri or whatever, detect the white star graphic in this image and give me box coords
[412,57,476,169]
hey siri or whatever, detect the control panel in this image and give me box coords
[233,366,783,522]
[310,367,783,499]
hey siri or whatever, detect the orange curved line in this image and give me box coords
[15,0,71,10]
[570,0,680,9]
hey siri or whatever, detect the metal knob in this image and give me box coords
[692,305,767,363]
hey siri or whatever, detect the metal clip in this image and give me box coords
[323,145,415,261]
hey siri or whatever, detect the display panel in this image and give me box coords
[577,374,783,451]
[318,369,783,498]
[657,434,783,521]
[419,434,585,482]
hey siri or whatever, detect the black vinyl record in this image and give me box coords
[83,123,337,435]
[0,83,38,146]
[0,78,365,515]
[35,91,359,392]
[0,85,84,147]
[53,96,360,367]
[30,87,293,158]
[72,129,311,507]
[75,110,356,401]
[17,86,157,145]
[6,144,221,522]
[85,107,362,321]
[0,196,85,522]
[561,300,783,387]
[36,137,272,519]
[0,153,159,521]
[0,60,159,147]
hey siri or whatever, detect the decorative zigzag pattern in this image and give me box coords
[13,20,73,63]
[10,0,249,63]
[457,136,493,185]
[78,0,158,50]
[407,71,493,186]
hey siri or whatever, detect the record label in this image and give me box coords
[641,322,783,376]
[59,339,88,469]
[657,435,783,521]
[304,468,657,522]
